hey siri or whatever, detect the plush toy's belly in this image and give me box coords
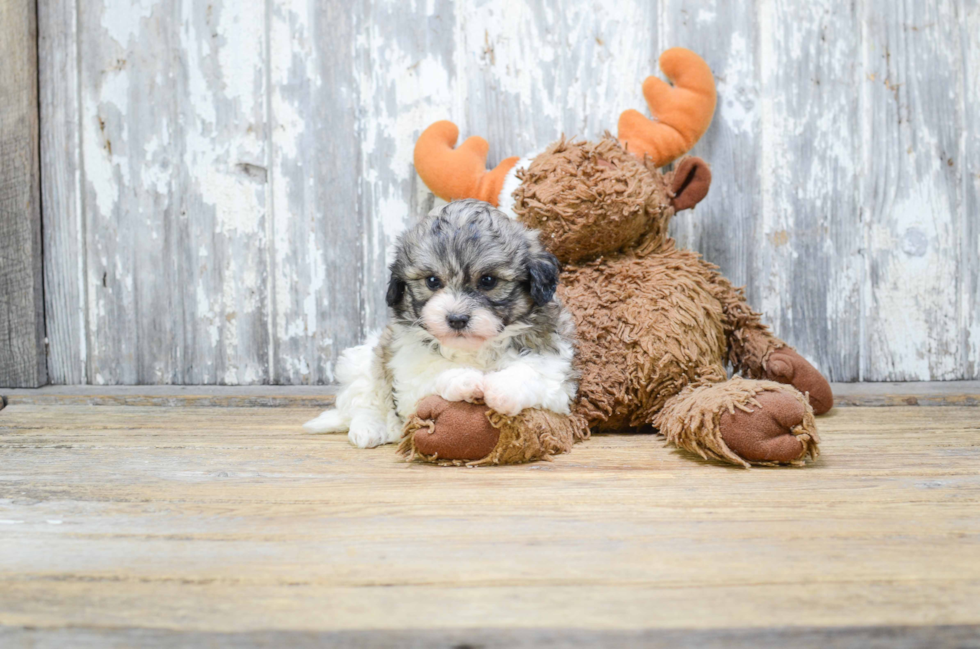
[559,249,728,431]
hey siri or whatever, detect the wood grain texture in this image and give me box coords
[0,384,337,408]
[74,0,271,385]
[35,0,979,384]
[1,405,979,635]
[862,0,966,380]
[663,0,759,298]
[268,0,360,384]
[0,0,47,388]
[38,0,86,385]
[963,0,980,379]
[4,625,980,649]
[758,0,863,381]
[456,0,662,164]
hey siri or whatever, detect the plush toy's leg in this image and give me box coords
[708,271,833,414]
[654,377,819,468]
[398,396,590,466]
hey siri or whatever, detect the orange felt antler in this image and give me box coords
[618,48,717,167]
[413,121,519,206]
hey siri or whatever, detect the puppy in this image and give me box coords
[304,199,577,448]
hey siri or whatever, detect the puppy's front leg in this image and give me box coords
[432,368,486,403]
[482,363,572,416]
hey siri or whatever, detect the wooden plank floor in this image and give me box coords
[1,404,979,646]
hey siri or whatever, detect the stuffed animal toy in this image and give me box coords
[400,48,833,468]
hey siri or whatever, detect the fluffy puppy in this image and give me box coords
[304,199,577,448]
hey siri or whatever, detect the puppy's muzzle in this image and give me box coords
[446,313,470,331]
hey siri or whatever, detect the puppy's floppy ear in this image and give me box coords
[386,275,406,307]
[528,251,561,306]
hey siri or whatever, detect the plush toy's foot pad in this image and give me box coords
[719,390,818,464]
[399,396,590,466]
[405,396,499,461]
[656,377,819,468]
[765,348,834,415]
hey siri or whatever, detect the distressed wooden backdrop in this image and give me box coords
[36,0,979,385]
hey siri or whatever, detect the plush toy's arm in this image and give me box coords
[706,270,782,379]
[704,264,834,414]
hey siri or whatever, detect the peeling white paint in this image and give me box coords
[43,0,978,384]
[697,9,717,23]
[716,33,756,136]
[869,179,960,379]
[100,0,157,47]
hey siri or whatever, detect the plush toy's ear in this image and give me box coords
[386,276,406,307]
[669,157,711,212]
[528,252,561,306]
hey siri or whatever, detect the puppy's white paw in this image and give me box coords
[482,373,527,416]
[435,368,485,403]
[385,410,405,444]
[347,413,389,448]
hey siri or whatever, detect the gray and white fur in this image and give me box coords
[304,199,578,448]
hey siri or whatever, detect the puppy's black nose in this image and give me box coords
[446,313,470,331]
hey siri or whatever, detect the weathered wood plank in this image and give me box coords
[4,625,980,649]
[1,384,337,408]
[963,0,980,379]
[862,1,966,380]
[77,0,166,384]
[661,2,760,330]
[36,0,980,385]
[455,0,661,170]
[830,380,980,407]
[172,0,272,385]
[38,0,86,385]
[0,0,47,388]
[756,0,863,382]
[268,0,365,384]
[0,405,979,633]
[76,0,270,385]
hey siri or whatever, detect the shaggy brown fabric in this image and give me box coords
[706,270,785,379]
[513,136,671,264]
[561,245,730,430]
[656,377,819,468]
[506,136,828,467]
[399,398,590,467]
[699,276,834,416]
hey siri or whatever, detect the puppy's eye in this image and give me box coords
[478,275,497,290]
[425,276,441,290]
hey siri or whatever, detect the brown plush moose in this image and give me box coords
[400,48,833,468]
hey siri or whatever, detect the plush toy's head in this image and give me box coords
[511,138,712,262]
[413,48,717,264]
